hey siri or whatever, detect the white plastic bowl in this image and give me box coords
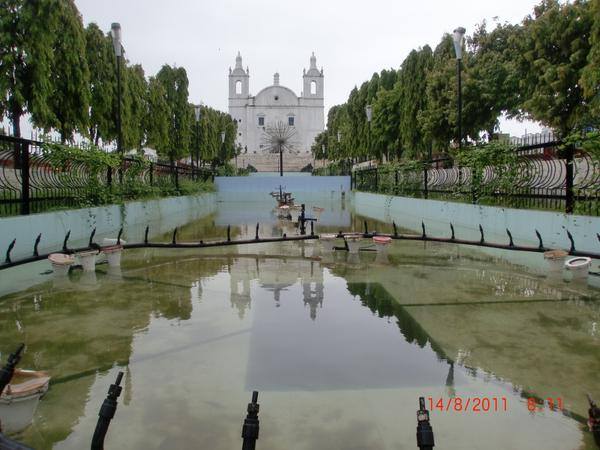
[544,249,568,273]
[102,245,123,267]
[320,234,337,252]
[48,253,74,277]
[373,236,392,255]
[76,249,99,272]
[565,257,592,280]
[312,207,325,220]
[345,234,363,254]
[102,238,126,246]
[289,206,302,223]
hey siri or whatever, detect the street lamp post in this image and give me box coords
[111,23,123,184]
[278,138,284,177]
[220,131,226,169]
[452,27,466,150]
[365,105,372,163]
[194,104,201,174]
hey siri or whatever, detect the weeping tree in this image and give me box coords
[261,121,298,176]
[0,0,56,137]
[46,0,90,142]
[85,23,116,146]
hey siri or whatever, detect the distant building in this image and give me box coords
[228,52,324,155]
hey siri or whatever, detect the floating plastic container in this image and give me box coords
[320,234,337,252]
[372,236,392,254]
[0,369,50,433]
[278,205,290,219]
[312,206,325,220]
[543,249,568,273]
[344,234,363,254]
[102,245,123,267]
[75,249,99,272]
[48,253,75,276]
[565,256,592,280]
[102,238,126,246]
[289,206,302,223]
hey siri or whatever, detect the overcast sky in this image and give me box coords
[73,0,544,137]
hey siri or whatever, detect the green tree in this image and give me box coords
[581,0,599,123]
[0,0,55,137]
[122,64,147,150]
[466,22,522,138]
[517,0,593,136]
[85,23,116,145]
[418,34,459,152]
[398,46,433,158]
[47,0,90,141]
[156,65,192,163]
[145,76,169,155]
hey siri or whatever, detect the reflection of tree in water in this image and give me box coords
[346,282,451,361]
[346,282,455,392]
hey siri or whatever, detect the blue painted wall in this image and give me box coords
[354,191,600,257]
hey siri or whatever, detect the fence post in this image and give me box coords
[149,162,154,186]
[375,168,379,192]
[20,141,30,215]
[565,144,574,213]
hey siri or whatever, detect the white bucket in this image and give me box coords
[565,257,592,280]
[544,249,568,273]
[373,236,392,255]
[320,234,337,252]
[102,238,126,246]
[312,207,324,220]
[0,369,50,433]
[345,234,363,254]
[277,205,290,219]
[289,207,302,223]
[103,245,123,268]
[48,253,74,277]
[76,250,99,272]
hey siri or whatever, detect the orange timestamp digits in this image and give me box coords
[427,396,508,413]
[526,397,563,412]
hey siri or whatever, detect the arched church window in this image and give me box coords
[235,80,242,94]
[258,116,264,126]
[288,116,295,126]
[310,80,317,95]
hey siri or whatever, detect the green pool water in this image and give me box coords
[1,203,599,449]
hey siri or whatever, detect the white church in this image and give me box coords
[228,52,324,157]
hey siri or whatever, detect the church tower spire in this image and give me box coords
[302,51,324,99]
[229,51,249,99]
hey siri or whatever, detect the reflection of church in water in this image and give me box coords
[228,256,324,320]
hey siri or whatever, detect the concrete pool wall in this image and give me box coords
[353,191,600,254]
[0,193,216,261]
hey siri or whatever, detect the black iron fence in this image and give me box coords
[353,140,600,215]
[0,135,214,216]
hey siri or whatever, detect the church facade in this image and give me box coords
[228,52,324,155]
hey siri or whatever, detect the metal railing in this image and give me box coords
[353,140,600,215]
[0,135,214,216]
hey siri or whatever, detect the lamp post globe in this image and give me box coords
[452,27,466,60]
